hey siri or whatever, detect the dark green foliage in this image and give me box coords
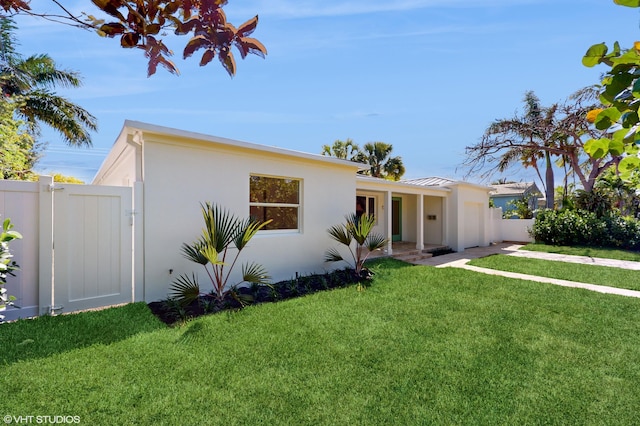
[531,209,640,250]
[152,268,368,325]
[505,194,536,219]
[0,217,21,322]
[574,189,613,217]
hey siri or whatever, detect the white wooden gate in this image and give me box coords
[52,183,133,313]
[0,176,135,320]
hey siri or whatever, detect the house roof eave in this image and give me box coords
[121,120,361,171]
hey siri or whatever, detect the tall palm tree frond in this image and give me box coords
[384,156,405,181]
[0,17,17,62]
[0,18,96,147]
[16,54,82,89]
[18,91,97,146]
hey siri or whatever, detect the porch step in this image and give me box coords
[423,246,455,257]
[392,250,434,263]
[390,245,453,264]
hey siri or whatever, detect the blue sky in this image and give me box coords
[11,1,640,184]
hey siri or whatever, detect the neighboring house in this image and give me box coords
[489,182,541,215]
[93,121,493,303]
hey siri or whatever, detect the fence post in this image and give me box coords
[133,181,144,302]
[38,176,54,315]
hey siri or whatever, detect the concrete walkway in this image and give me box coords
[411,243,640,298]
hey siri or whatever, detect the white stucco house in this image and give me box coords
[93,120,493,302]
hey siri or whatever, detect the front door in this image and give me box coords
[392,197,402,242]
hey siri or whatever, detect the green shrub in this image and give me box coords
[531,209,640,250]
[1,217,22,322]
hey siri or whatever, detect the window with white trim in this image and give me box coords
[250,175,300,231]
[356,195,376,220]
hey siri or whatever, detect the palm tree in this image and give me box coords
[169,202,272,306]
[0,17,97,147]
[356,141,405,181]
[383,156,405,181]
[325,213,388,278]
[479,91,558,208]
[465,88,619,206]
[321,138,360,160]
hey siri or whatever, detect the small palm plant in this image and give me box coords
[325,213,388,277]
[169,203,271,306]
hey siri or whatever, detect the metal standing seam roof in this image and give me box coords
[401,177,457,187]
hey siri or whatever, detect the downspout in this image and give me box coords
[129,129,145,302]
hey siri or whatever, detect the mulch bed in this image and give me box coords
[148,268,369,326]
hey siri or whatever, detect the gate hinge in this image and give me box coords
[46,184,64,192]
[50,305,64,315]
[127,210,138,226]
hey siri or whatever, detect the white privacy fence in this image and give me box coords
[489,207,535,244]
[1,176,138,321]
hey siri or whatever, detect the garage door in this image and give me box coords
[464,202,482,248]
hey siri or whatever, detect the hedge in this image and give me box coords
[530,209,640,250]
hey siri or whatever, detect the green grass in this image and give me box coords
[468,254,640,292]
[1,302,166,364]
[522,243,640,262]
[3,263,640,424]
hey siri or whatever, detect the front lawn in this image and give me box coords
[521,243,640,262]
[3,261,640,424]
[468,254,640,292]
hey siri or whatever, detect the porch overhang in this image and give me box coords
[355,176,451,255]
[356,176,451,197]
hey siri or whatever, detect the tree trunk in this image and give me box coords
[545,151,555,209]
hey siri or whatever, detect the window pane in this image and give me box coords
[250,176,299,204]
[368,197,375,218]
[250,206,299,230]
[356,196,366,217]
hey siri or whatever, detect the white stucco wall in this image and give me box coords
[489,208,534,243]
[500,219,535,243]
[447,183,492,251]
[399,194,416,242]
[140,136,358,302]
[92,133,140,187]
[423,196,443,245]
